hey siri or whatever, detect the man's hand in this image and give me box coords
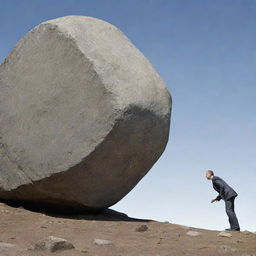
[211,199,217,203]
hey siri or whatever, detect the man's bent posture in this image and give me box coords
[206,170,240,231]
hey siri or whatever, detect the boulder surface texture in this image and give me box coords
[0,16,172,212]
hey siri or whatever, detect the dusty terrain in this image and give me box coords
[0,200,255,256]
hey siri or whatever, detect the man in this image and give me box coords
[205,170,240,231]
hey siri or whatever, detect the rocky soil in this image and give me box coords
[0,201,255,256]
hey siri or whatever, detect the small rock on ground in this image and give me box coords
[0,242,16,249]
[93,239,113,246]
[31,235,74,252]
[243,230,252,234]
[135,224,149,232]
[186,231,201,236]
[217,231,232,237]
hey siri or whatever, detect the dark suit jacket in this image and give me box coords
[212,176,238,201]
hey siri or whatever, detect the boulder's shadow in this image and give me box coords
[0,199,154,222]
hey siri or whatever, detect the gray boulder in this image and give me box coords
[0,16,172,211]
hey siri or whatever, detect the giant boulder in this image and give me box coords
[0,16,172,212]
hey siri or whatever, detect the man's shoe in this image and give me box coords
[225,228,240,231]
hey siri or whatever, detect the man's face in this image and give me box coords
[205,171,212,180]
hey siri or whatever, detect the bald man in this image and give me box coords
[206,170,240,231]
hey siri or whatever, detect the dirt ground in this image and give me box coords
[0,201,255,256]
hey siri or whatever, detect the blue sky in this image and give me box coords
[1,0,255,231]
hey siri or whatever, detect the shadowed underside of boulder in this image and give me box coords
[0,106,169,212]
[0,15,172,212]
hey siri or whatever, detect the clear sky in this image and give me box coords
[1,0,255,231]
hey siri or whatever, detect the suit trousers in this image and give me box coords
[225,196,240,230]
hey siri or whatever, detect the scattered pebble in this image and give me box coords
[0,210,9,213]
[93,239,113,246]
[135,224,148,232]
[198,246,209,250]
[218,244,237,253]
[217,231,232,237]
[243,230,252,234]
[157,237,163,244]
[0,242,16,249]
[186,230,201,237]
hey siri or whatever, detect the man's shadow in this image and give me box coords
[0,199,154,222]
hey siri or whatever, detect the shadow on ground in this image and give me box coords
[0,199,154,222]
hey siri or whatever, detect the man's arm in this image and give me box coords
[211,195,221,203]
[211,179,225,202]
[215,195,222,201]
[214,179,225,200]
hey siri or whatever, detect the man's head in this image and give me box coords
[206,170,214,180]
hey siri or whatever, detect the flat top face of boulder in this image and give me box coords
[42,16,171,116]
